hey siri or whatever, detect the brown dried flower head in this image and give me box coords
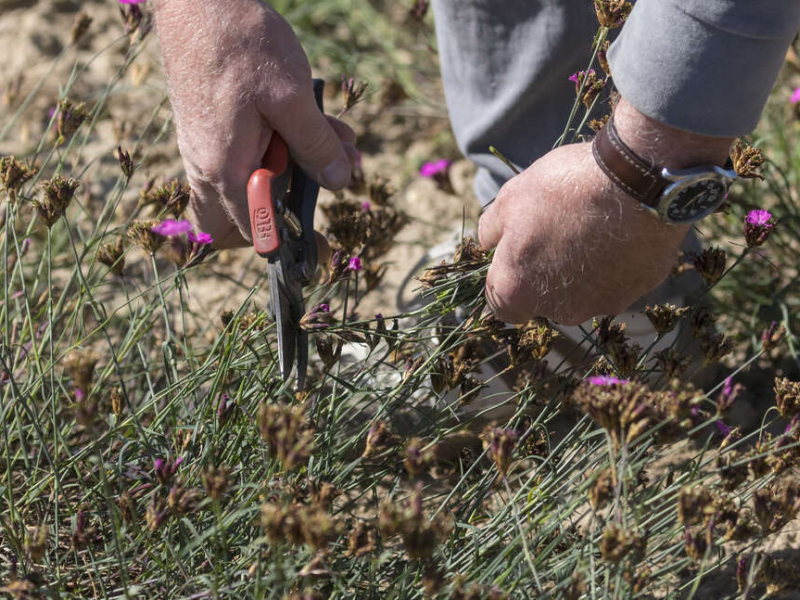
[677,486,716,527]
[378,485,453,560]
[588,114,610,133]
[594,0,632,28]
[258,402,314,470]
[168,486,201,515]
[145,495,169,532]
[689,247,727,286]
[481,426,518,476]
[64,348,99,393]
[730,139,765,180]
[24,524,48,562]
[260,501,343,550]
[0,156,37,203]
[140,179,191,218]
[56,98,88,145]
[341,75,368,113]
[362,419,399,459]
[202,465,230,502]
[345,521,378,558]
[589,468,614,510]
[761,321,785,352]
[127,220,164,254]
[97,237,125,275]
[651,348,691,380]
[69,11,93,46]
[644,303,689,335]
[600,524,646,565]
[403,437,434,479]
[35,176,80,228]
[774,377,800,418]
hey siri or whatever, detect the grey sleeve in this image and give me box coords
[607,0,800,137]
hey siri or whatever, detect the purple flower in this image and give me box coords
[715,420,732,437]
[119,0,146,4]
[361,201,371,212]
[745,209,772,226]
[568,68,595,86]
[743,209,776,248]
[348,256,363,272]
[587,375,630,386]
[420,159,450,178]
[717,376,741,413]
[187,230,213,245]
[791,87,800,104]
[151,219,192,237]
[75,388,85,401]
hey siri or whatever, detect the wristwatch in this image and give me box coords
[592,116,737,224]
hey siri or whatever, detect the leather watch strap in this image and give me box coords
[592,116,667,208]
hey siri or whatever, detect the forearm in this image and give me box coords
[608,0,800,137]
[612,97,734,171]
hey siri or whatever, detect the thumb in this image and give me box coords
[268,92,352,190]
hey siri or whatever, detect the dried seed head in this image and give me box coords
[127,220,164,254]
[677,486,715,526]
[644,303,689,335]
[594,0,632,28]
[117,146,135,179]
[202,465,230,502]
[362,419,398,459]
[481,426,518,476]
[140,179,191,218]
[110,387,124,416]
[683,527,708,562]
[0,156,37,203]
[145,495,169,532]
[597,40,611,76]
[35,176,80,228]
[259,502,343,550]
[689,247,727,286]
[588,114,610,133]
[24,524,48,562]
[716,450,748,491]
[589,468,613,510]
[56,99,88,145]
[761,321,785,352]
[569,68,607,108]
[257,402,314,470]
[403,437,434,479]
[69,11,93,46]
[730,139,765,180]
[651,348,691,380]
[774,377,800,418]
[600,524,646,565]
[116,491,135,523]
[378,485,453,560]
[97,237,125,275]
[699,330,734,364]
[345,521,377,558]
[341,75,368,113]
[64,348,99,392]
[167,485,201,514]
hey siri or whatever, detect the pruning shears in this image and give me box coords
[247,79,325,391]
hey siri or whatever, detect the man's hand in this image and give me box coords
[478,98,733,325]
[154,0,358,248]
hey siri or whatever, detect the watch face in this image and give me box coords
[660,176,728,223]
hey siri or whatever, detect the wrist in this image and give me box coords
[612,98,734,170]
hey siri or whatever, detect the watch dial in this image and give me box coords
[664,177,727,223]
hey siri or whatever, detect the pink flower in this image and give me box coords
[119,0,146,4]
[361,201,371,212]
[188,230,213,245]
[420,159,450,178]
[151,219,192,237]
[587,375,629,386]
[348,256,363,272]
[791,87,800,104]
[744,209,776,248]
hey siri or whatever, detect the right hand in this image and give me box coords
[154,0,358,248]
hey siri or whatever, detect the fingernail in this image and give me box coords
[320,158,351,189]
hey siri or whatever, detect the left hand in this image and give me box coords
[478,142,690,325]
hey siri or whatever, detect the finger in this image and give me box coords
[478,203,504,250]
[326,115,357,146]
[268,92,352,190]
[186,180,246,249]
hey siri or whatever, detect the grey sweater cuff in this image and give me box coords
[607,0,800,137]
